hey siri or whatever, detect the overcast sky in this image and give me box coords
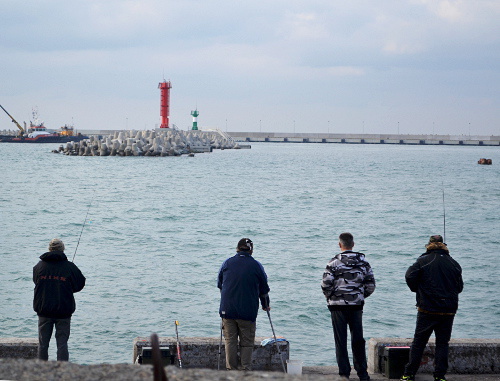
[1,0,499,135]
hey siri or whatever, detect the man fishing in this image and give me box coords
[321,232,375,381]
[33,238,86,361]
[400,235,463,381]
[217,238,270,370]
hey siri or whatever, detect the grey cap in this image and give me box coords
[49,238,65,252]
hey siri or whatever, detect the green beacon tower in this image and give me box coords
[191,109,199,130]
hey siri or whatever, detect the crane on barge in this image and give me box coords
[0,104,25,136]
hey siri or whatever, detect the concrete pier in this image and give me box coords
[0,358,499,380]
[1,337,499,379]
[368,338,500,374]
[227,132,500,146]
[133,336,289,371]
[0,338,37,359]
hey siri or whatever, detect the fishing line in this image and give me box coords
[72,190,96,262]
[442,183,446,243]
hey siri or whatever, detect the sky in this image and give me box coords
[0,0,499,135]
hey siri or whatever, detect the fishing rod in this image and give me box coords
[72,191,95,262]
[442,185,446,243]
[174,320,183,368]
[264,301,286,373]
[218,313,224,370]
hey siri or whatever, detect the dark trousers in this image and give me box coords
[38,316,71,361]
[404,312,455,378]
[330,309,370,380]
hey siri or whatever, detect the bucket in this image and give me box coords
[286,359,303,374]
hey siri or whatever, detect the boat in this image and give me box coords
[0,106,88,143]
[0,132,88,143]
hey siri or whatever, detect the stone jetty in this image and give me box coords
[53,129,241,156]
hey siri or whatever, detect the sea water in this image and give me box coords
[0,142,499,365]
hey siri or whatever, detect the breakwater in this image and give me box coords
[133,336,288,371]
[53,129,242,156]
[227,132,500,146]
[2,337,499,380]
[368,338,500,375]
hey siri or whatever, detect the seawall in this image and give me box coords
[227,132,500,146]
[1,337,499,380]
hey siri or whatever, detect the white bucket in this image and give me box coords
[286,359,303,374]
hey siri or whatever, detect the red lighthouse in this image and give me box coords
[158,80,172,128]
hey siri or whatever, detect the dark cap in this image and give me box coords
[237,238,253,252]
[428,235,443,244]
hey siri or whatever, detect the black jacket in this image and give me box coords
[405,244,463,313]
[33,251,86,319]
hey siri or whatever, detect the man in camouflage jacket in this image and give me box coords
[321,232,376,381]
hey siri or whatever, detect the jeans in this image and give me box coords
[330,309,370,380]
[404,312,455,378]
[38,316,71,361]
[222,318,256,370]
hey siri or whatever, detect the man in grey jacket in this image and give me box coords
[321,232,376,381]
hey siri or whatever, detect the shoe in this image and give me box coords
[400,375,415,381]
[339,377,349,381]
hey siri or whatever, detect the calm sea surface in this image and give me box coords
[0,141,499,365]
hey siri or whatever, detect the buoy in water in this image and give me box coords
[478,158,492,165]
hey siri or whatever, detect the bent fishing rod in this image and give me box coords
[72,191,95,262]
[264,299,286,373]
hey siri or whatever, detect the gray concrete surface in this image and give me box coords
[369,338,500,374]
[0,359,499,380]
[133,336,289,371]
[304,366,500,380]
[0,338,37,359]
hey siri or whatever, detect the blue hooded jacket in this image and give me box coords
[218,251,270,322]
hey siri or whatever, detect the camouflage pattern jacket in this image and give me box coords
[321,251,376,309]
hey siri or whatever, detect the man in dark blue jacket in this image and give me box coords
[33,238,86,361]
[217,238,270,370]
[400,235,463,381]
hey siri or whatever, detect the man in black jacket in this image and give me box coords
[400,235,463,381]
[33,238,86,361]
[217,238,270,370]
